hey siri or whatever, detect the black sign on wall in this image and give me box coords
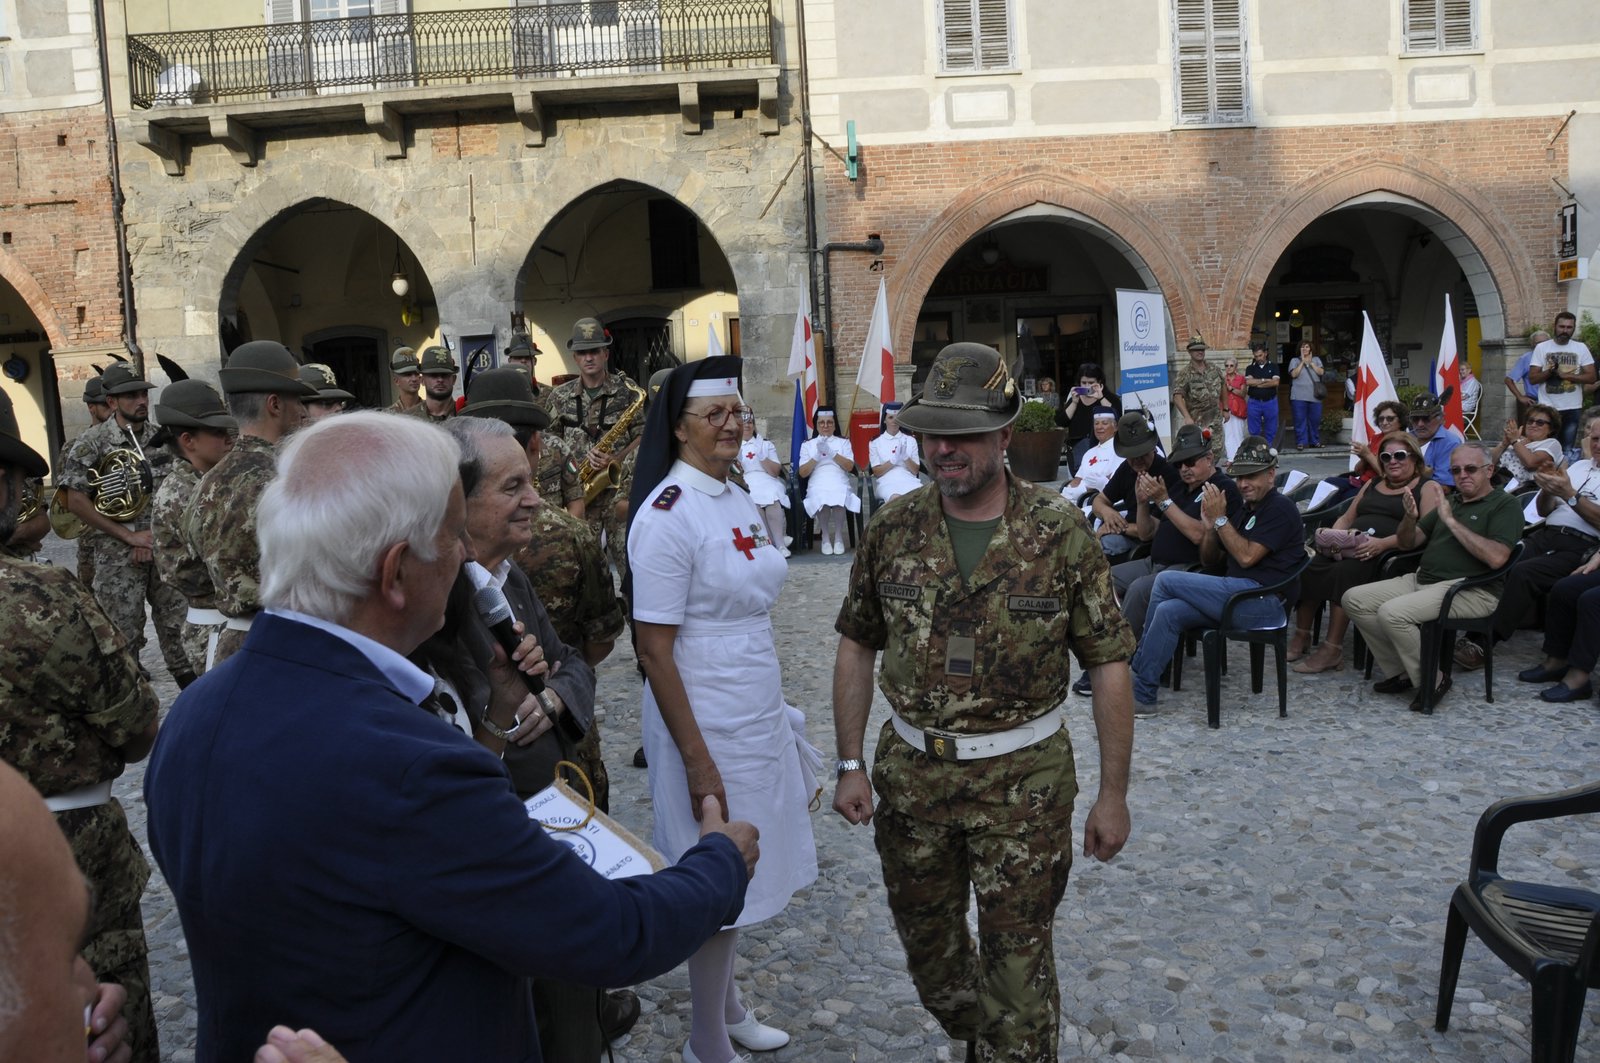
[1561,203,1578,259]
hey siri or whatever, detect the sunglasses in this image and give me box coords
[1375,415,1399,424]
[1175,456,1205,469]
[1378,451,1413,464]
[1410,415,1438,425]
[1525,418,1553,427]
[1449,464,1486,477]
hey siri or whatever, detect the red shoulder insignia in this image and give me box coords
[652,485,682,510]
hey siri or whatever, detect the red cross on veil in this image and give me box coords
[730,526,758,560]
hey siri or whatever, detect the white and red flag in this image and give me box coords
[1351,311,1400,470]
[787,284,819,466]
[854,278,895,404]
[1431,294,1464,437]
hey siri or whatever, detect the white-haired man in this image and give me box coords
[146,411,758,1062]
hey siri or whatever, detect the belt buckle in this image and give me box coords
[923,728,962,762]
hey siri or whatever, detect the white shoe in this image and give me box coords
[780,546,791,558]
[727,1011,790,1051]
[681,1042,752,1063]
[821,539,835,555]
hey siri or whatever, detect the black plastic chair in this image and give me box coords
[1414,541,1526,714]
[1170,554,1312,729]
[1436,780,1600,1062]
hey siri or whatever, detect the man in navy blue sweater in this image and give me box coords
[146,411,756,1063]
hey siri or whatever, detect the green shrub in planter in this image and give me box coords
[1014,400,1058,432]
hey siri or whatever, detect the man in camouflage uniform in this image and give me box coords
[408,345,460,422]
[149,380,237,675]
[388,346,423,413]
[832,342,1136,1063]
[540,317,645,570]
[1171,334,1227,463]
[74,375,113,588]
[188,341,316,664]
[58,363,192,686]
[0,395,163,1062]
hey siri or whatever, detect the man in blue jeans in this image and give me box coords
[1127,436,1305,714]
[1244,341,1281,446]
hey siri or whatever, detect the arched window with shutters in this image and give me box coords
[937,0,1014,74]
[1402,0,1477,54]
[1171,0,1249,126]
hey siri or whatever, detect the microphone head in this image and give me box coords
[472,584,514,627]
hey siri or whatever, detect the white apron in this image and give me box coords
[799,435,861,517]
[869,431,923,503]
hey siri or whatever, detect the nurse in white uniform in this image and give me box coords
[627,357,819,1063]
[797,405,861,555]
[737,411,790,557]
[868,401,922,504]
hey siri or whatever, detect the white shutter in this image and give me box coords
[939,0,976,72]
[1441,0,1475,50]
[266,0,303,23]
[1173,0,1249,125]
[976,0,1012,70]
[1209,0,1246,122]
[266,0,308,96]
[1404,0,1477,53]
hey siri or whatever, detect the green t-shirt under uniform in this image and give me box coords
[944,513,1002,583]
[1416,489,1523,586]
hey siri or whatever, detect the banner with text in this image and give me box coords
[1115,288,1173,450]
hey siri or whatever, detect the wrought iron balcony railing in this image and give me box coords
[128,0,773,109]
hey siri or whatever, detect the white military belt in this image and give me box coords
[186,607,226,625]
[224,614,256,632]
[44,780,113,813]
[890,706,1064,762]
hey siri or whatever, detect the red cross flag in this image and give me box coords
[854,277,895,404]
[1431,294,1464,437]
[787,284,819,467]
[1351,311,1399,470]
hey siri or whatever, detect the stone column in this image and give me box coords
[1476,336,1526,440]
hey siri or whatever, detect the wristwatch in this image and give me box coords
[1156,499,1174,514]
[1212,515,1229,529]
[835,758,865,778]
[1568,495,1582,509]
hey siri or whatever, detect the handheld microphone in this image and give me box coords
[472,584,545,695]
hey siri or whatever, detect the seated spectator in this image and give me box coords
[1408,392,1464,490]
[1291,432,1442,673]
[1081,424,1241,698]
[1090,412,1179,560]
[868,401,922,505]
[1304,399,1407,512]
[797,405,859,556]
[738,411,791,557]
[1517,550,1600,701]
[1476,417,1600,661]
[145,411,757,1062]
[1490,403,1563,488]
[1126,436,1305,715]
[1054,361,1120,474]
[1460,361,1482,426]
[1060,408,1121,506]
[1343,443,1520,711]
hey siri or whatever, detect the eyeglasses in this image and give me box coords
[1525,418,1553,427]
[685,404,753,428]
[1175,456,1205,469]
[1375,415,1399,425]
[1410,415,1437,425]
[1449,464,1486,477]
[1378,451,1413,464]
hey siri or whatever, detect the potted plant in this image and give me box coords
[1006,400,1067,482]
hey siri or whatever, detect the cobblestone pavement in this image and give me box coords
[45,466,1600,1062]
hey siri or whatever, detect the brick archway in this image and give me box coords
[1221,152,1540,344]
[887,163,1204,359]
[0,250,68,350]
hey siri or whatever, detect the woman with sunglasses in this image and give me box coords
[798,406,861,555]
[1491,402,1564,488]
[1222,358,1248,460]
[1304,400,1409,511]
[1291,431,1443,672]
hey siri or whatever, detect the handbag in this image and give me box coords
[1313,527,1370,560]
[1312,379,1327,401]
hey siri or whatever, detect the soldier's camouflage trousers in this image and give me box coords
[90,539,192,683]
[873,796,1076,1063]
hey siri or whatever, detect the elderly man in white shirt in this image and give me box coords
[1061,409,1122,507]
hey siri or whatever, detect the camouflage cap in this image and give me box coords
[1112,411,1159,458]
[0,386,46,477]
[82,376,108,404]
[154,379,238,431]
[567,317,611,352]
[1167,422,1213,464]
[1409,392,1442,419]
[390,346,420,375]
[1229,435,1279,475]
[461,367,551,430]
[100,363,153,395]
[1186,334,1208,351]
[298,363,356,402]
[418,345,458,375]
[895,342,1020,436]
[218,341,319,397]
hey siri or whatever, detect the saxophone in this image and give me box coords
[579,379,646,506]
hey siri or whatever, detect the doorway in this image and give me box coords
[305,326,386,408]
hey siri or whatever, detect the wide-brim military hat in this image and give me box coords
[1167,423,1212,464]
[1409,392,1443,419]
[82,376,108,404]
[1186,335,1208,352]
[101,363,153,395]
[895,342,1020,436]
[1112,411,1158,458]
[391,346,421,375]
[218,341,319,397]
[461,367,551,429]
[418,345,458,376]
[0,388,46,477]
[1229,435,1279,475]
[154,379,238,431]
[567,317,611,352]
[298,363,355,402]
